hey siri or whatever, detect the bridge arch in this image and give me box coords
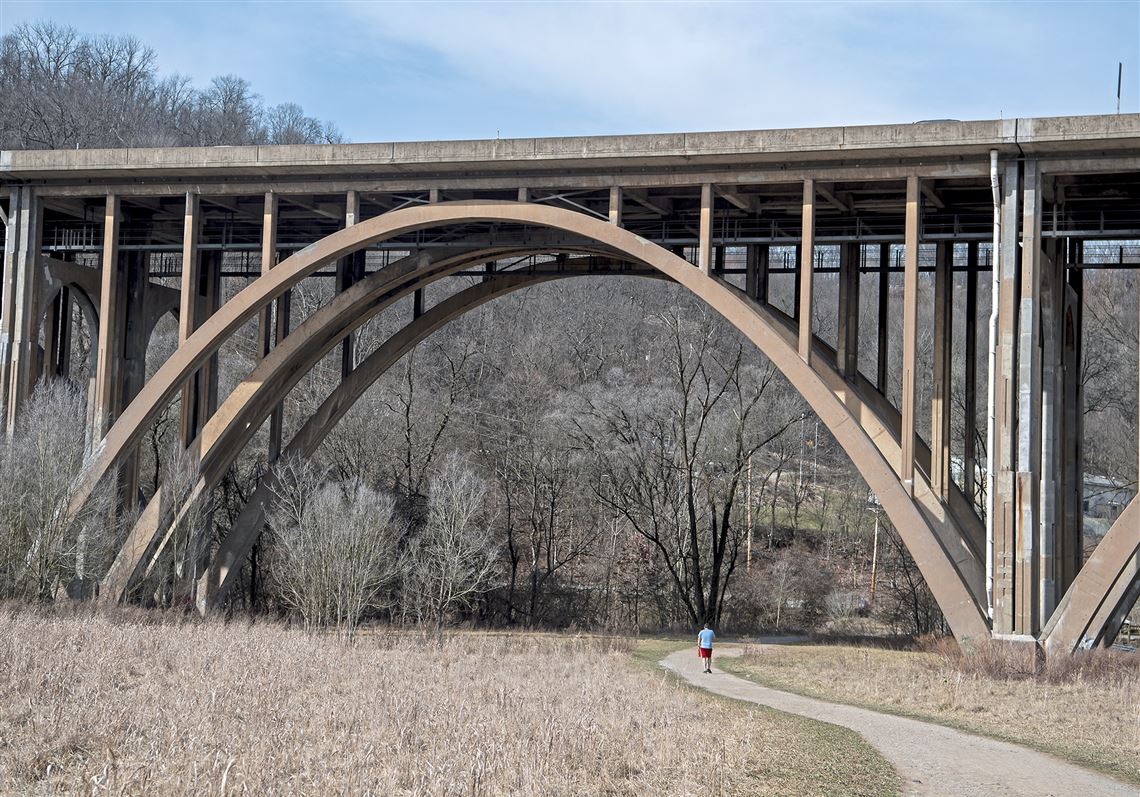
[73,200,990,642]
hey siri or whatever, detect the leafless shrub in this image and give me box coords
[0,381,114,601]
[402,454,497,628]
[266,455,403,634]
[923,635,1140,685]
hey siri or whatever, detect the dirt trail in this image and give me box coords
[662,645,1134,797]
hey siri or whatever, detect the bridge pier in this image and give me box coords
[1,187,44,429]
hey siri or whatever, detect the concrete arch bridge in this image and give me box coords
[1,114,1137,654]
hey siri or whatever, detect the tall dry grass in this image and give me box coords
[0,608,896,796]
[733,640,1140,785]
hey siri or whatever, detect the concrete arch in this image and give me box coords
[197,267,987,615]
[39,283,99,376]
[75,200,989,641]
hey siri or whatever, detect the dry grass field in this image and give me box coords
[0,609,899,796]
[725,641,1140,786]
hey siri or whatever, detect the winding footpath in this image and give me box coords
[661,645,1134,797]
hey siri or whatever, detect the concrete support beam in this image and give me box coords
[698,183,713,274]
[1060,251,1084,593]
[178,193,203,445]
[258,192,278,360]
[43,286,70,380]
[1016,159,1043,634]
[793,244,803,322]
[120,249,150,509]
[4,187,42,430]
[963,242,979,503]
[931,241,953,501]
[338,190,361,379]
[199,251,221,427]
[746,244,768,303]
[0,188,22,425]
[877,242,890,394]
[799,179,815,363]
[608,186,622,226]
[1039,232,1065,624]
[259,192,287,462]
[993,160,1022,635]
[900,175,920,490]
[837,241,860,379]
[92,194,121,443]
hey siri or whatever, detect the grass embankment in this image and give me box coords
[722,642,1140,786]
[0,611,900,796]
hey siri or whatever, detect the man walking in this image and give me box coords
[697,623,715,673]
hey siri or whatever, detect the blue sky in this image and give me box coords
[1,0,1137,142]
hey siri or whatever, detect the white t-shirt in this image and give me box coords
[697,628,715,648]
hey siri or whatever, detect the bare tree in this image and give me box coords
[403,454,498,629]
[0,22,343,150]
[565,308,799,627]
[0,381,113,601]
[266,456,403,635]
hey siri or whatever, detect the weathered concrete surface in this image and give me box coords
[663,645,1135,797]
[2,113,1138,180]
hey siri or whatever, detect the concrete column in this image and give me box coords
[517,187,529,203]
[837,241,860,379]
[963,242,979,503]
[178,193,203,445]
[258,192,287,463]
[876,242,890,394]
[0,188,22,426]
[1038,233,1064,624]
[44,286,71,380]
[992,159,1022,635]
[268,285,290,463]
[413,287,425,320]
[1059,249,1083,593]
[698,184,714,274]
[793,244,803,322]
[258,192,278,360]
[930,241,953,501]
[338,190,361,379]
[5,186,43,429]
[609,186,622,226]
[200,250,222,424]
[746,244,768,303]
[119,249,151,509]
[799,179,815,363]
[92,194,122,443]
[899,176,920,490]
[1016,159,1043,634]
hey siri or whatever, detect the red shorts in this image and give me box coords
[698,646,712,658]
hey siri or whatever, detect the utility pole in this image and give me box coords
[1117,62,1123,114]
[869,509,881,604]
[746,455,753,572]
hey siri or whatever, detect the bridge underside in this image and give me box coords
[1,115,1138,652]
